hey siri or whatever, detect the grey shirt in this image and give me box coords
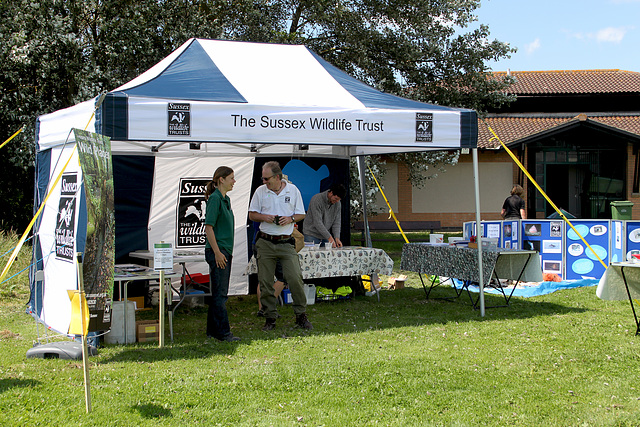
[304,190,341,241]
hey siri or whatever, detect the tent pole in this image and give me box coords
[472,148,485,317]
[357,156,372,248]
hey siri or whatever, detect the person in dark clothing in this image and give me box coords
[204,166,241,342]
[501,184,526,220]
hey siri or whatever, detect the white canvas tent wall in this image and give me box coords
[32,38,482,334]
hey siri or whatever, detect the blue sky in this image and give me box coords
[473,0,640,72]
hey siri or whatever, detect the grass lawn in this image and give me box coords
[1,231,640,426]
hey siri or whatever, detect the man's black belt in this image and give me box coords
[258,231,293,244]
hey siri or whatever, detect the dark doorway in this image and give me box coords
[545,164,590,218]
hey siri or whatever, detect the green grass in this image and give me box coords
[1,232,640,425]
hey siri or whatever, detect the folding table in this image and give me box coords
[400,244,542,309]
[597,262,640,335]
[113,264,181,344]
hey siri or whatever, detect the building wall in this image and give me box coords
[372,151,517,228]
[627,143,640,218]
[368,143,638,229]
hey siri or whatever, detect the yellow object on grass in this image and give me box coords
[334,286,352,297]
[67,289,89,336]
[361,275,382,291]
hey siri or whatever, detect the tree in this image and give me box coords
[1,0,515,229]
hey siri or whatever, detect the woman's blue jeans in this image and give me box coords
[205,247,232,339]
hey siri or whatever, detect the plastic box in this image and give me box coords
[104,301,136,344]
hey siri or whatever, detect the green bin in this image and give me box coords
[610,201,634,220]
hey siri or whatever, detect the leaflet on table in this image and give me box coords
[114,264,174,277]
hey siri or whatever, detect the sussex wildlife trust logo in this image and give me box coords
[415,112,433,142]
[55,173,78,261]
[168,103,191,136]
[176,178,209,248]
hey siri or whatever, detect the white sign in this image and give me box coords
[154,242,174,271]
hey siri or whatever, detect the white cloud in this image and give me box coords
[596,27,627,42]
[525,38,541,55]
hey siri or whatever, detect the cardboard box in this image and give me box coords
[136,320,159,342]
[387,274,407,290]
[128,296,145,310]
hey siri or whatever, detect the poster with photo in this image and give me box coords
[550,221,562,237]
[543,260,562,274]
[565,220,609,280]
[524,223,542,236]
[543,240,562,254]
[625,221,640,261]
[522,220,563,279]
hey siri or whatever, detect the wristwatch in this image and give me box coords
[290,215,295,223]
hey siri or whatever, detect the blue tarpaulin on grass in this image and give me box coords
[452,278,599,298]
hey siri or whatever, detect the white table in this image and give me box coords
[401,244,542,308]
[247,246,393,279]
[247,246,393,300]
[129,250,209,306]
[113,264,180,344]
[597,262,640,335]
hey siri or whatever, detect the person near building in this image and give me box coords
[501,184,526,220]
[248,161,312,331]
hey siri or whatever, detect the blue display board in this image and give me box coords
[521,220,564,279]
[624,221,640,262]
[463,221,475,240]
[564,220,610,280]
[611,220,625,263]
[501,220,520,250]
[480,221,502,244]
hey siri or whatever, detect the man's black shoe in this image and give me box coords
[295,313,313,330]
[262,318,276,331]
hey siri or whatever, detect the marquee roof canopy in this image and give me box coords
[37,38,477,156]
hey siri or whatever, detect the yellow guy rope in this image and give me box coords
[0,100,100,284]
[368,165,410,244]
[0,127,24,150]
[484,121,607,269]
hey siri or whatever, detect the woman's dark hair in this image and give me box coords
[510,184,524,196]
[205,166,234,199]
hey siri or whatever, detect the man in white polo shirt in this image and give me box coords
[248,161,312,331]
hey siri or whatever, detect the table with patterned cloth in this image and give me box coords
[597,262,640,335]
[400,243,541,306]
[247,246,394,279]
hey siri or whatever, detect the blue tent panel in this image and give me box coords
[113,155,155,260]
[117,39,247,103]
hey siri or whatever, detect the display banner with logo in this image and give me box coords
[30,130,114,336]
[35,144,84,334]
[147,156,254,295]
[74,129,115,331]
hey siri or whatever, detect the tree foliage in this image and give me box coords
[0,0,515,229]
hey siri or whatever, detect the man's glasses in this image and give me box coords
[262,175,273,182]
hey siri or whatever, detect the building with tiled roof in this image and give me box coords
[479,69,640,220]
[378,69,640,227]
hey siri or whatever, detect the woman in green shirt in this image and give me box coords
[204,166,240,342]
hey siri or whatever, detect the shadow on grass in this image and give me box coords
[98,285,589,364]
[132,402,173,419]
[0,378,40,393]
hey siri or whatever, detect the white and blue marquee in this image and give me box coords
[32,38,479,334]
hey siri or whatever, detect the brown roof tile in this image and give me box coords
[478,114,640,148]
[490,69,640,95]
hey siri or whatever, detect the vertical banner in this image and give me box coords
[74,129,115,332]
